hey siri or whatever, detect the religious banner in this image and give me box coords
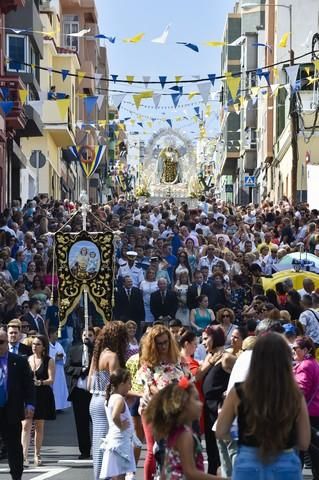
[56,230,114,325]
[69,145,106,177]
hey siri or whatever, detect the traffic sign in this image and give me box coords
[225,184,233,193]
[244,175,256,187]
[30,151,46,169]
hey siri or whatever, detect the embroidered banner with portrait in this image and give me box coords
[55,230,114,325]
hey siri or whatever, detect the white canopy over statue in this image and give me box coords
[143,129,196,198]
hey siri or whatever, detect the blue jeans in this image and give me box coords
[233,446,302,480]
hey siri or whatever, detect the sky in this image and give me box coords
[95,0,236,140]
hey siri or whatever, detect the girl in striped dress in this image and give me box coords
[89,322,128,479]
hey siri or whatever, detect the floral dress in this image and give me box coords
[137,362,190,412]
[164,425,204,479]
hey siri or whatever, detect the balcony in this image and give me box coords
[0,76,27,131]
[0,0,25,14]
[42,100,75,147]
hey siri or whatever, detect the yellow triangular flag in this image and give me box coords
[226,74,241,101]
[78,71,86,84]
[175,116,182,121]
[98,120,107,127]
[188,91,199,100]
[56,99,70,119]
[126,75,134,85]
[251,86,260,97]
[133,94,142,109]
[130,119,135,125]
[18,89,28,104]
[273,67,279,80]
[123,32,145,43]
[175,76,183,84]
[279,32,290,48]
[305,67,311,76]
[115,131,119,138]
[137,114,143,121]
[205,41,225,47]
[313,60,319,72]
[140,90,153,99]
[118,123,125,130]
[147,121,153,128]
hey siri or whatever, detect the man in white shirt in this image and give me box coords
[298,278,315,299]
[117,251,144,288]
[198,245,221,277]
[15,280,29,306]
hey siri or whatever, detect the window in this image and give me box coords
[6,34,27,72]
[63,15,79,51]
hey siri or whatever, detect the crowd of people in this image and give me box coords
[0,194,319,479]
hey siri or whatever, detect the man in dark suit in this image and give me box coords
[187,270,213,310]
[150,278,178,322]
[7,320,32,357]
[65,328,95,459]
[0,329,35,480]
[114,275,145,326]
[25,298,46,335]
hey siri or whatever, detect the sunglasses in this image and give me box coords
[222,314,230,318]
[156,340,169,347]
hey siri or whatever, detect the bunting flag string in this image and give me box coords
[5,47,319,86]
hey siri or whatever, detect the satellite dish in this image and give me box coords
[30,151,46,169]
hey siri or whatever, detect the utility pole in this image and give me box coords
[289,4,298,205]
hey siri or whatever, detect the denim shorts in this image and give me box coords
[233,446,302,480]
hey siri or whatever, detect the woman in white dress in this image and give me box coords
[174,269,191,326]
[139,268,158,324]
[48,328,70,411]
[100,368,139,480]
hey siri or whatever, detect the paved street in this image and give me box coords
[0,407,314,480]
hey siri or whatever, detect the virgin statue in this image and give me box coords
[159,146,180,184]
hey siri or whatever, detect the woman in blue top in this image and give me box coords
[190,294,215,334]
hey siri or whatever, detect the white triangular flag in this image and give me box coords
[270,83,280,95]
[96,95,104,110]
[197,82,211,104]
[228,35,246,46]
[68,28,91,37]
[143,76,151,88]
[29,100,43,116]
[94,73,103,88]
[285,65,299,88]
[153,94,161,108]
[152,24,171,44]
[301,31,313,48]
[112,93,126,108]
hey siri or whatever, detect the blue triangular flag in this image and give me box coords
[176,42,199,52]
[292,79,302,93]
[208,74,216,86]
[194,106,200,117]
[83,96,98,117]
[137,122,143,128]
[171,93,181,108]
[10,61,21,72]
[0,101,14,115]
[111,75,118,83]
[166,119,172,128]
[0,87,9,100]
[159,76,167,88]
[95,34,116,43]
[61,69,70,81]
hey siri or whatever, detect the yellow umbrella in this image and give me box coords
[262,270,319,291]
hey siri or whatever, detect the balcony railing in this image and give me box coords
[0,75,27,131]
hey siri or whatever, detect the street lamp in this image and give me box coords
[241,2,292,54]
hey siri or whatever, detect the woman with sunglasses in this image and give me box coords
[22,334,55,466]
[216,308,237,349]
[137,324,190,480]
[173,251,193,285]
[293,336,319,480]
